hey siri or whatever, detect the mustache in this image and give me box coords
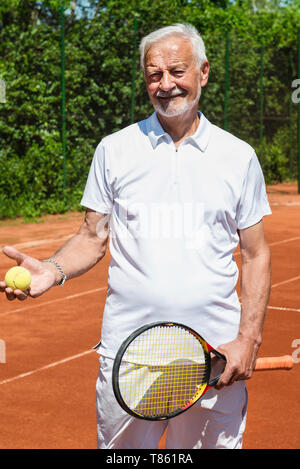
[156,88,185,98]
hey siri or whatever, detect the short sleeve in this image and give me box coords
[80,141,113,214]
[236,151,272,230]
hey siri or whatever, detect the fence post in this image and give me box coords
[60,4,67,193]
[130,17,138,125]
[259,40,264,163]
[289,49,294,177]
[0,79,6,103]
[224,30,230,131]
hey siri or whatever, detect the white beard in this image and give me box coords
[154,84,201,117]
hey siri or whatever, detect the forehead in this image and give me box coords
[144,35,196,69]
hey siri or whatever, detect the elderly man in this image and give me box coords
[1,23,271,449]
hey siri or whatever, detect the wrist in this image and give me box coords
[43,258,67,287]
[237,331,262,348]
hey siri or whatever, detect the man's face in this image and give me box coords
[144,35,206,118]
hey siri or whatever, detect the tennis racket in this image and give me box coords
[112,321,293,421]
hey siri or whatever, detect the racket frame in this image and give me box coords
[112,321,225,421]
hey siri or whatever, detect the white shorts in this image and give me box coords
[96,355,248,449]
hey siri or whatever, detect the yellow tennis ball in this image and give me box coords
[5,266,31,291]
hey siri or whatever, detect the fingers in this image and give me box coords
[2,245,27,265]
[214,363,253,390]
[0,282,29,301]
[215,374,237,390]
[215,361,237,389]
[212,339,258,390]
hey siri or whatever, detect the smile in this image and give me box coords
[157,94,184,100]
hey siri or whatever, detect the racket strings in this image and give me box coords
[118,325,209,418]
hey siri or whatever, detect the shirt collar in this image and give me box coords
[146,111,211,152]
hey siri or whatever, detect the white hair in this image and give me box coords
[139,23,207,72]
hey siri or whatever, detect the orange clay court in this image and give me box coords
[0,182,299,449]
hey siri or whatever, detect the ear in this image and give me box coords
[200,60,209,87]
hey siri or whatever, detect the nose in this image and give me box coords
[159,71,176,92]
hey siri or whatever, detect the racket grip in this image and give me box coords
[254,355,294,371]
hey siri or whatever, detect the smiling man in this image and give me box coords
[1,23,272,449]
[143,31,208,143]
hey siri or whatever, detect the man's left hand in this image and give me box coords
[214,337,260,389]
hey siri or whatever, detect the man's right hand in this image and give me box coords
[0,246,57,301]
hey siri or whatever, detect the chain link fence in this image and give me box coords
[0,1,299,218]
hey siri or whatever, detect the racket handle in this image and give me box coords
[254,355,294,371]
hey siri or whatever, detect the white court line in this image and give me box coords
[271,275,300,289]
[271,202,300,206]
[0,303,298,388]
[268,236,300,247]
[234,235,300,256]
[0,287,107,318]
[2,274,300,318]
[238,274,300,301]
[7,233,300,254]
[12,235,73,250]
[0,349,94,386]
[267,305,300,313]
[237,275,300,302]
[1,235,299,386]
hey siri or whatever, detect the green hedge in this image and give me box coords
[0,0,299,218]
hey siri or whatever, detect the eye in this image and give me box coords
[150,73,162,81]
[172,70,184,77]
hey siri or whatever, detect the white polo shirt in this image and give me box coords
[81,112,271,358]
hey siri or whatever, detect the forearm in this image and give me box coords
[1,210,109,300]
[238,246,272,347]
[43,209,109,285]
[215,221,272,388]
[45,232,107,284]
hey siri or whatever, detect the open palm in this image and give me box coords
[0,246,57,301]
